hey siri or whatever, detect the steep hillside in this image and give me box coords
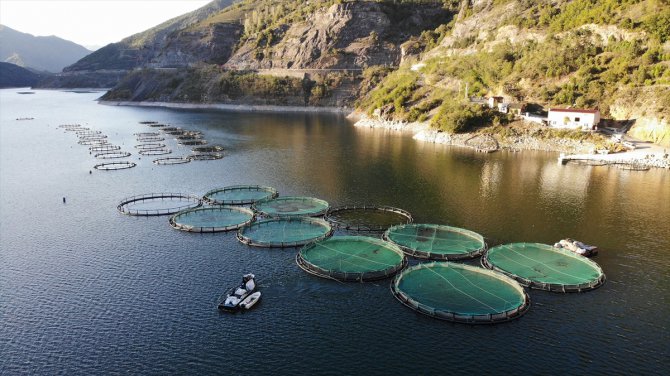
[64,0,237,72]
[357,0,670,144]
[0,25,91,73]
[0,62,41,88]
[98,0,453,105]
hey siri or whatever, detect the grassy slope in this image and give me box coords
[357,0,670,139]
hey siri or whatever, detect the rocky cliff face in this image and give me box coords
[226,2,448,70]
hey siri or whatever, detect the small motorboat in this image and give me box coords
[554,238,598,257]
[218,273,256,312]
[239,291,261,310]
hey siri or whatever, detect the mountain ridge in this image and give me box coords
[0,25,91,73]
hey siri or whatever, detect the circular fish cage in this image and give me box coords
[391,262,530,324]
[139,148,172,156]
[90,145,120,152]
[77,138,109,146]
[252,196,329,217]
[94,151,132,159]
[179,139,208,146]
[203,185,278,205]
[135,143,166,150]
[296,236,407,282]
[161,127,180,132]
[147,123,167,128]
[325,206,413,232]
[383,224,487,260]
[188,153,223,161]
[482,243,606,292]
[134,132,160,137]
[176,134,202,141]
[117,193,202,216]
[237,217,333,248]
[77,131,103,136]
[136,137,165,142]
[139,121,159,125]
[153,157,190,165]
[164,129,186,136]
[93,161,136,171]
[170,206,255,233]
[59,124,82,129]
[192,145,224,153]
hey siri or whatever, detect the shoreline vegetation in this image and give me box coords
[99,99,669,170]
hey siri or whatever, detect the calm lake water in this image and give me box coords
[1,89,668,375]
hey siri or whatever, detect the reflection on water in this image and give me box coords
[1,89,669,375]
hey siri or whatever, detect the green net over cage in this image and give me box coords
[203,185,278,205]
[482,243,605,292]
[325,206,413,232]
[391,262,530,324]
[297,236,407,282]
[384,224,486,260]
[169,206,254,232]
[237,217,333,248]
[252,196,329,217]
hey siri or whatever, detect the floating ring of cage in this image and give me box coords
[383,224,486,260]
[252,196,329,217]
[482,243,606,292]
[93,161,136,171]
[188,153,223,161]
[164,129,186,136]
[147,123,167,127]
[90,145,120,152]
[296,236,407,282]
[153,157,191,165]
[203,185,278,205]
[192,145,225,153]
[391,262,530,324]
[78,139,109,145]
[94,151,132,159]
[160,127,180,132]
[237,217,333,248]
[135,143,166,150]
[134,132,160,137]
[170,206,255,233]
[67,127,90,132]
[176,134,203,141]
[77,130,103,136]
[138,121,159,125]
[138,148,172,156]
[179,139,207,146]
[79,135,108,141]
[136,136,165,142]
[324,206,413,232]
[118,193,202,216]
[58,124,82,129]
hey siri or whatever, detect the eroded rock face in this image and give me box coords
[226,2,447,70]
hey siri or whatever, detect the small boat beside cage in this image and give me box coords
[554,238,599,257]
[218,274,256,312]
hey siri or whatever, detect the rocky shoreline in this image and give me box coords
[354,115,670,169]
[99,100,352,114]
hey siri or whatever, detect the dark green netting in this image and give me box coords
[384,224,486,260]
[297,236,407,281]
[169,206,254,232]
[482,243,605,292]
[237,217,333,247]
[391,262,529,324]
[325,206,412,232]
[203,185,278,205]
[252,196,329,217]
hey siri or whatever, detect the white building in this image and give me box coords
[547,108,600,130]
